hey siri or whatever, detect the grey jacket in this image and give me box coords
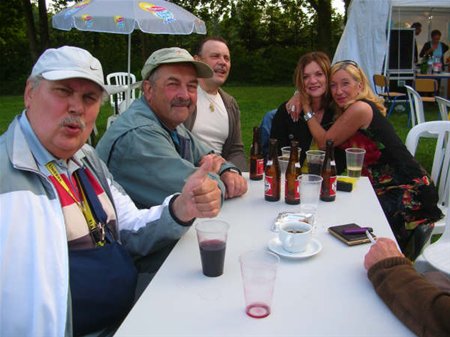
[184,88,248,171]
[96,96,235,208]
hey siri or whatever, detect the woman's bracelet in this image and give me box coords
[303,111,315,122]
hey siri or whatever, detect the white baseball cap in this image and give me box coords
[31,46,107,91]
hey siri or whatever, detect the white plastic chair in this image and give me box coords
[422,201,450,275]
[415,193,450,276]
[106,72,137,108]
[105,72,137,128]
[405,85,426,127]
[405,121,450,244]
[435,96,450,121]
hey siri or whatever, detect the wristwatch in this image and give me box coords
[221,167,240,175]
[303,111,315,122]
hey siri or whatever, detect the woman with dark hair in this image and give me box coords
[269,52,346,172]
[419,29,449,66]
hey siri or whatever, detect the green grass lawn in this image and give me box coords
[0,86,442,173]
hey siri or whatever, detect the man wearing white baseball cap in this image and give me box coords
[0,45,221,336]
[97,47,247,211]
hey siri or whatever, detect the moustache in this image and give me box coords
[60,116,86,130]
[171,98,192,107]
[214,66,227,72]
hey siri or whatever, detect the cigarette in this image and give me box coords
[365,230,376,244]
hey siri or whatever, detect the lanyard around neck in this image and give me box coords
[46,162,105,246]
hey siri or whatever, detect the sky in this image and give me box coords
[333,0,346,15]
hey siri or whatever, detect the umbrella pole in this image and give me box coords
[126,33,131,109]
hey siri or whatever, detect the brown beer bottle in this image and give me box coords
[249,126,264,180]
[264,138,280,201]
[320,139,337,202]
[285,141,301,204]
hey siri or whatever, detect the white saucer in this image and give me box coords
[268,237,322,259]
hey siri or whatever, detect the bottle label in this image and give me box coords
[285,179,300,200]
[256,159,264,175]
[328,175,337,197]
[266,160,273,166]
[265,175,274,196]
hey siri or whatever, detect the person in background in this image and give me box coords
[96,47,247,209]
[184,37,247,171]
[299,59,442,259]
[419,29,449,66]
[0,46,221,336]
[270,51,346,172]
[411,22,422,64]
[364,237,450,337]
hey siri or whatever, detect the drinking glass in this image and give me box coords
[195,220,230,277]
[306,150,325,175]
[299,174,323,224]
[281,146,301,160]
[239,250,279,319]
[345,148,366,178]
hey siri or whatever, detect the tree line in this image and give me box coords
[0,0,349,94]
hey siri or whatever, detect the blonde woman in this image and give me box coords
[302,60,442,259]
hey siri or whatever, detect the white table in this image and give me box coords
[115,176,414,336]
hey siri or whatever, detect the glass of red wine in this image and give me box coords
[195,220,230,277]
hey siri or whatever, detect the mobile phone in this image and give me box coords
[328,223,376,246]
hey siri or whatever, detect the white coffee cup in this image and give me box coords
[278,221,312,253]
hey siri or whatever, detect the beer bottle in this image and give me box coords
[264,138,281,202]
[285,141,301,204]
[320,139,337,202]
[249,126,264,180]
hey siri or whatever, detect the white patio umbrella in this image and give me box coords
[52,0,207,83]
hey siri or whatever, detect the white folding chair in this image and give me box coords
[435,96,450,121]
[405,121,450,245]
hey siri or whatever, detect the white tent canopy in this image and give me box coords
[333,0,450,87]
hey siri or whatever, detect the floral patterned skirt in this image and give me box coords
[367,162,443,259]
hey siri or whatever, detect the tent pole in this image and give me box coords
[384,5,393,77]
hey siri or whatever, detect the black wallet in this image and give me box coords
[328,223,376,246]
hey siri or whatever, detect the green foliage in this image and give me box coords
[0,0,34,93]
[0,0,344,94]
